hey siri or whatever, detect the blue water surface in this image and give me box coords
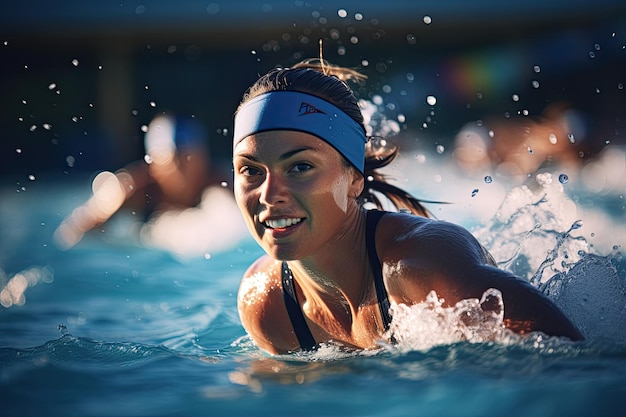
[1,179,626,417]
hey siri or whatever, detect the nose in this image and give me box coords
[259,172,289,206]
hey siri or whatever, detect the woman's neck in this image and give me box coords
[286,207,371,311]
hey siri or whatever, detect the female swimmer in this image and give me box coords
[232,59,584,354]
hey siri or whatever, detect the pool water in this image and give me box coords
[1,160,626,417]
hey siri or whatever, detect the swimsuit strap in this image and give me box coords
[280,209,392,351]
[365,210,393,331]
[281,261,317,351]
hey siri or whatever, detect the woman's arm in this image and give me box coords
[462,263,584,340]
[382,213,584,340]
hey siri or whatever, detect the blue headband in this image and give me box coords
[233,91,367,173]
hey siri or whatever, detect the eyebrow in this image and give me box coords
[278,146,315,161]
[234,146,316,162]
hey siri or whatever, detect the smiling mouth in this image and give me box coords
[264,218,303,229]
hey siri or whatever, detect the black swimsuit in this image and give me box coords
[281,210,392,351]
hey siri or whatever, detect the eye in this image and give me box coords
[289,162,313,174]
[239,166,262,177]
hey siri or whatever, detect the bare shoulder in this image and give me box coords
[238,256,280,302]
[237,255,282,319]
[375,211,489,266]
[237,256,296,354]
[372,211,495,305]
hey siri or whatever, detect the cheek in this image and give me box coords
[233,181,245,211]
[331,178,351,213]
[234,182,255,219]
[308,172,351,214]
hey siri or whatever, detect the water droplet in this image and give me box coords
[48,83,56,90]
[531,80,540,89]
[548,133,557,144]
[533,65,541,73]
[423,16,432,24]
[71,59,79,67]
[568,133,575,143]
[558,173,569,184]
[512,94,519,102]
[471,188,479,197]
[426,95,437,106]
[484,176,493,184]
[144,154,153,164]
[28,174,35,181]
[436,144,445,154]
[527,146,534,154]
[149,101,156,108]
[571,220,583,230]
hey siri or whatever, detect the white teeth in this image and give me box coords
[265,218,302,229]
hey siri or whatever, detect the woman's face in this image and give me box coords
[233,130,364,261]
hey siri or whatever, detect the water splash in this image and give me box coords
[541,252,626,344]
[469,172,626,343]
[385,289,507,352]
[473,172,588,282]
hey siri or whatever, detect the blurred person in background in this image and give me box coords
[54,114,246,256]
[453,103,586,184]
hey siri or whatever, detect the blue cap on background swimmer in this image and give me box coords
[233,91,368,173]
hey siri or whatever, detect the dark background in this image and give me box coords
[1,0,624,185]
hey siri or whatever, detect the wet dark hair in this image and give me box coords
[238,59,431,217]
